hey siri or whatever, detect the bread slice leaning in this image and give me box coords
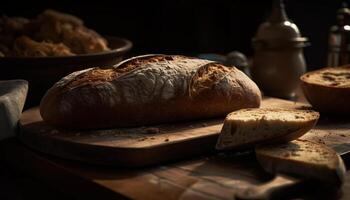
[216,108,319,150]
[255,139,346,186]
[300,65,350,114]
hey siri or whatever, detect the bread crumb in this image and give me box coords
[99,132,110,136]
[144,127,160,134]
[218,153,227,157]
[291,151,300,156]
[318,139,326,144]
[283,152,290,157]
[49,129,59,134]
[138,137,148,141]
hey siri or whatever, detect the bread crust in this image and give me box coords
[300,65,350,114]
[40,54,261,129]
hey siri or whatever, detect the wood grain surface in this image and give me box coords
[18,97,350,166]
[0,96,349,199]
[0,138,347,200]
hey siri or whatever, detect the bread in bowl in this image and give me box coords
[300,65,350,114]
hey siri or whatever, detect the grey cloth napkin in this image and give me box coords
[0,80,28,140]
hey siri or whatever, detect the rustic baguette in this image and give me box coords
[40,54,261,129]
[216,108,319,150]
[300,65,350,114]
[255,139,346,186]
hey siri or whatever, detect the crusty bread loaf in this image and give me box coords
[256,139,346,186]
[216,108,319,150]
[40,54,261,129]
[300,65,350,114]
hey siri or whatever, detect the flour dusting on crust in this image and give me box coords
[50,55,250,106]
[55,68,94,88]
[114,56,214,103]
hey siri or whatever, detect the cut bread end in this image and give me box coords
[300,65,350,88]
[216,108,319,150]
[255,139,346,186]
[300,65,350,114]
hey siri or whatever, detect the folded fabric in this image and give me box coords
[0,80,27,140]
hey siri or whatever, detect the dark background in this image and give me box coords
[0,0,346,70]
[0,1,348,199]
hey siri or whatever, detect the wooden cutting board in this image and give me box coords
[18,97,350,167]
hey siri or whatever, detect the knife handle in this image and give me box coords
[235,175,301,200]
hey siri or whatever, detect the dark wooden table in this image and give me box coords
[1,92,350,200]
[0,137,349,200]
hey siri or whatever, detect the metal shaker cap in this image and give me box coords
[336,3,350,25]
[252,0,308,49]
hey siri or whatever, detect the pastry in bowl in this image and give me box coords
[13,35,74,57]
[0,10,132,107]
[34,9,109,54]
[0,9,110,57]
[300,65,350,114]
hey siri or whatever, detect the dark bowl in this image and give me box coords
[0,36,132,107]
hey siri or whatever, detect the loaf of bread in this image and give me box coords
[300,65,350,114]
[216,108,319,150]
[40,54,261,129]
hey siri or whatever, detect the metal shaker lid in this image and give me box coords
[253,0,308,49]
[336,3,350,25]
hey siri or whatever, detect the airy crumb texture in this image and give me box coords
[216,108,319,150]
[301,66,350,88]
[257,139,337,167]
[256,139,346,185]
[226,108,318,122]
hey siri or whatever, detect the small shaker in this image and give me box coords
[251,0,309,99]
[327,3,350,67]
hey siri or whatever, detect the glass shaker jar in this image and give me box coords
[327,4,350,67]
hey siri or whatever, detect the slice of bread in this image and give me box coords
[255,139,346,186]
[300,65,350,114]
[215,108,319,150]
